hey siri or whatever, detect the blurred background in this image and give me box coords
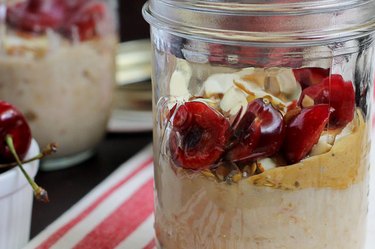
[118,0,149,42]
[108,0,153,134]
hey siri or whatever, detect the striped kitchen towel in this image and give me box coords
[24,145,156,249]
[25,144,375,249]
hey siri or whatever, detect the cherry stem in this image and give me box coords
[5,135,49,203]
[0,143,57,169]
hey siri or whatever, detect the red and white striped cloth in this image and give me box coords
[25,144,375,249]
[25,145,156,249]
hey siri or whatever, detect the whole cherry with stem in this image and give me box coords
[0,101,49,203]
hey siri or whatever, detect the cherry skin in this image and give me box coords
[293,67,330,89]
[56,0,88,11]
[299,74,355,129]
[63,1,108,41]
[168,101,230,170]
[0,101,32,163]
[7,0,66,32]
[282,104,330,164]
[226,98,285,164]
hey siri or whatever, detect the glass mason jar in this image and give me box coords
[0,0,118,170]
[144,1,375,249]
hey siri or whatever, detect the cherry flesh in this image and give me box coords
[282,104,330,164]
[226,98,285,164]
[299,74,355,129]
[169,101,230,170]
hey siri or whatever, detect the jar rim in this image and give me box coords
[157,0,369,15]
[143,0,375,46]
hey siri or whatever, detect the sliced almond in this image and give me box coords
[301,95,315,108]
[309,141,333,156]
[261,68,302,103]
[264,76,281,96]
[258,158,277,171]
[203,73,237,97]
[240,67,266,86]
[220,87,248,116]
[169,59,192,99]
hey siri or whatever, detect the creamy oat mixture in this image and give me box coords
[0,31,116,158]
[155,110,369,249]
[154,60,370,249]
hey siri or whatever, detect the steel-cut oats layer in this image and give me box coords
[154,110,370,249]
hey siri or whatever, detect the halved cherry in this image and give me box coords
[226,98,285,163]
[168,101,230,170]
[293,67,330,89]
[63,1,108,41]
[7,0,65,32]
[283,104,330,164]
[299,74,355,128]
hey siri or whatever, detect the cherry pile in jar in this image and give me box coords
[165,67,356,182]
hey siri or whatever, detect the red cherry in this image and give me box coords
[64,1,107,41]
[0,101,32,163]
[56,0,88,11]
[299,74,355,128]
[169,101,230,170]
[283,104,330,164]
[227,99,285,163]
[7,0,65,32]
[293,67,330,88]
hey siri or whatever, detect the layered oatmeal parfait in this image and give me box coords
[144,1,375,248]
[0,0,117,169]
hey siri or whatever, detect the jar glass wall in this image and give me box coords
[0,0,118,170]
[144,1,375,248]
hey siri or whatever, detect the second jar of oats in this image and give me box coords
[0,0,117,170]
